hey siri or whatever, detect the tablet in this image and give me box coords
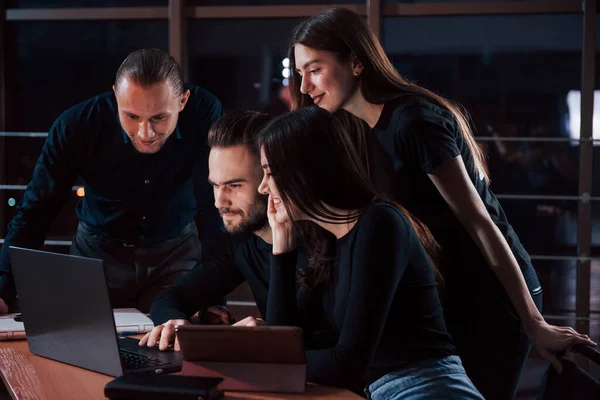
[176,325,305,364]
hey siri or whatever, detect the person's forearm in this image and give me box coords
[465,217,544,330]
[149,289,196,325]
[149,258,243,325]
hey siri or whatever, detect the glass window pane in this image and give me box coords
[3,136,46,186]
[0,189,80,241]
[5,20,168,131]
[382,14,582,55]
[592,15,600,348]
[188,18,303,112]
[382,14,582,198]
[589,16,600,197]
[502,196,579,328]
[7,0,167,7]
[593,259,600,345]
[188,0,359,5]
[384,0,562,3]
[543,256,600,346]
[500,196,578,259]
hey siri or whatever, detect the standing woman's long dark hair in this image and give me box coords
[287,7,488,184]
[258,106,441,288]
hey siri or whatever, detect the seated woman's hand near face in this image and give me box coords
[139,319,190,351]
[232,316,265,327]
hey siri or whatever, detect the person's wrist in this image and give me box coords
[273,230,296,255]
[523,315,546,336]
[273,245,294,255]
[272,240,297,255]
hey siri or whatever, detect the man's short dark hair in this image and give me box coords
[115,48,184,95]
[207,111,273,159]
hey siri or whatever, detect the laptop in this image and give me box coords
[8,246,183,377]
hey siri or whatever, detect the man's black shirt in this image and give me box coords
[0,84,223,303]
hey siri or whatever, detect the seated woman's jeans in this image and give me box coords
[366,355,484,400]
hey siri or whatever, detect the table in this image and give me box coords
[0,338,362,400]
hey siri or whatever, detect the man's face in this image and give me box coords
[208,145,268,234]
[113,77,189,154]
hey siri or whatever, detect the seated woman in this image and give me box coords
[257,106,484,399]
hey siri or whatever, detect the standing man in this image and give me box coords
[0,48,223,313]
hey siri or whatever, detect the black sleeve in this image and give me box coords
[0,117,79,304]
[265,250,300,325]
[149,238,245,325]
[399,107,461,174]
[305,206,414,387]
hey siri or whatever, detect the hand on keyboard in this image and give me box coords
[139,319,189,351]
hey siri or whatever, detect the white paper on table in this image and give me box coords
[0,308,155,341]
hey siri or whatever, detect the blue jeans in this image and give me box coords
[366,356,484,400]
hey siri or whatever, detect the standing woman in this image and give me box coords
[258,106,484,399]
[286,7,595,399]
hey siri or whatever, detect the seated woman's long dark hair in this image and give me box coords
[258,106,441,288]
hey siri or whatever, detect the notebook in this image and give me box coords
[0,308,154,341]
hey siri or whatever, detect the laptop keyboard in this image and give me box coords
[120,349,170,371]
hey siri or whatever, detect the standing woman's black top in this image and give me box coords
[368,95,541,311]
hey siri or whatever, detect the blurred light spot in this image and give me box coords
[566,90,600,146]
[282,58,290,68]
[8,198,16,207]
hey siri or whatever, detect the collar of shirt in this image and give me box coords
[116,113,184,144]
